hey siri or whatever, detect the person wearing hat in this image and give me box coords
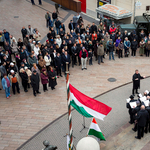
[20,68,28,92]
[2,73,11,98]
[9,70,20,94]
[132,70,145,96]
[24,67,32,88]
[31,70,41,96]
[79,47,88,70]
[8,62,18,74]
[126,95,137,124]
[23,59,30,69]
[97,43,104,65]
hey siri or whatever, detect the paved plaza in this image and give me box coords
[0,0,150,150]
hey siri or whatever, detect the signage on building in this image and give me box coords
[135,1,142,9]
[97,0,111,19]
[96,4,132,20]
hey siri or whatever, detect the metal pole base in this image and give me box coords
[80,116,88,132]
[80,124,88,132]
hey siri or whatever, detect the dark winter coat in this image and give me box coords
[48,70,57,88]
[31,72,40,91]
[131,40,138,50]
[132,73,144,89]
[20,51,27,61]
[136,109,149,127]
[20,72,28,84]
[55,56,62,68]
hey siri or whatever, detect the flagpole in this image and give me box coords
[66,63,73,150]
[87,117,93,136]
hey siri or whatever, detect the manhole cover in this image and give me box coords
[14,16,19,18]
[108,78,117,82]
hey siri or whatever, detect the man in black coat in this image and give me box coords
[62,51,70,74]
[21,26,28,39]
[31,70,41,96]
[50,27,56,39]
[52,11,57,24]
[71,43,78,67]
[55,19,61,35]
[68,20,74,32]
[135,105,149,139]
[132,70,145,95]
[91,22,97,34]
[75,25,80,35]
[132,100,141,131]
[126,95,137,124]
[55,53,62,77]
[131,39,138,56]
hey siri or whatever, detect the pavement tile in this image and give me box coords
[1,0,150,149]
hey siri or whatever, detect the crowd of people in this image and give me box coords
[0,11,150,98]
[126,92,150,140]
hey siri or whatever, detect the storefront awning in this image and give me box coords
[96,4,132,20]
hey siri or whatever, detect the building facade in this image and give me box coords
[79,0,150,23]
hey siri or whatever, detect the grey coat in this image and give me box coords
[97,45,104,56]
[0,65,7,77]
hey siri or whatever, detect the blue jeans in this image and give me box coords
[5,87,10,98]
[56,28,59,35]
[109,52,114,60]
[53,19,56,25]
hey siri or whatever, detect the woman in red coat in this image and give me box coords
[92,31,97,41]
[41,69,48,92]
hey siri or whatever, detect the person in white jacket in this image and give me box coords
[44,51,51,71]
[34,44,40,56]
[56,35,62,47]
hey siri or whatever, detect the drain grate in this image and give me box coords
[14,16,19,18]
[108,78,117,82]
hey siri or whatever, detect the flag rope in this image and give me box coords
[66,73,73,150]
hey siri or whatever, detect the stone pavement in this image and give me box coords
[17,78,150,150]
[0,0,150,150]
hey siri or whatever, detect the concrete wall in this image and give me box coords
[86,0,97,18]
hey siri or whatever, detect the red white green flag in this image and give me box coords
[88,118,106,141]
[69,84,112,121]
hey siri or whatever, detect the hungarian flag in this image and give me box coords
[69,84,112,120]
[88,118,106,141]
